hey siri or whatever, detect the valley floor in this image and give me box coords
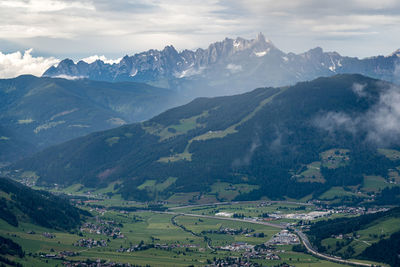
[0,200,389,267]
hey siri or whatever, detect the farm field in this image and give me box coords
[1,200,379,267]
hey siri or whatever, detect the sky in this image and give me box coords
[0,0,400,78]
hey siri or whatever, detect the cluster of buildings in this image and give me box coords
[215,211,234,217]
[88,207,107,215]
[116,243,199,253]
[266,230,300,245]
[62,259,137,267]
[202,227,254,236]
[42,251,79,259]
[268,211,331,220]
[74,238,107,248]
[207,256,258,267]
[42,232,56,239]
[219,242,255,252]
[242,250,280,260]
[80,219,124,239]
[325,206,389,216]
[154,243,198,250]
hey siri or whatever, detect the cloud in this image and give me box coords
[0,49,59,78]
[314,82,400,146]
[232,134,261,167]
[314,111,359,135]
[0,49,126,78]
[0,0,399,58]
[226,64,242,73]
[393,62,400,84]
[352,82,367,97]
[80,55,122,65]
[366,86,400,145]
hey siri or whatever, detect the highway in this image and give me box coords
[168,200,314,210]
[154,210,376,267]
[148,201,380,267]
[155,210,286,229]
[296,230,374,267]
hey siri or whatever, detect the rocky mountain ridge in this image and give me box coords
[44,33,400,95]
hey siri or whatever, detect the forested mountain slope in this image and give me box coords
[11,74,400,201]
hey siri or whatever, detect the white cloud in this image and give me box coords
[80,55,121,65]
[226,64,242,73]
[0,0,399,58]
[314,82,400,146]
[367,86,400,145]
[352,83,367,97]
[0,49,59,78]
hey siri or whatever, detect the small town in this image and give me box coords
[202,227,254,236]
[74,238,108,248]
[266,230,300,246]
[80,218,125,239]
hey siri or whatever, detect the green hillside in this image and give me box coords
[10,74,400,202]
[0,75,176,162]
[0,177,88,230]
[307,208,400,266]
[0,125,35,164]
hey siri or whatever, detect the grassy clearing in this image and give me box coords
[320,149,350,169]
[142,110,208,142]
[388,169,400,183]
[362,176,390,193]
[137,179,156,190]
[210,182,259,201]
[192,88,285,142]
[297,161,325,183]
[137,177,177,192]
[319,187,359,200]
[378,148,400,161]
[321,216,400,261]
[159,88,286,163]
[105,136,120,146]
[167,192,201,204]
[158,151,192,163]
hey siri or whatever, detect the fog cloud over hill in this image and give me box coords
[314,81,400,147]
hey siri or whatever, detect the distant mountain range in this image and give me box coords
[11,74,400,202]
[0,75,177,163]
[44,33,400,96]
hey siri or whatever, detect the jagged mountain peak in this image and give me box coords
[389,48,400,57]
[57,58,75,66]
[43,34,400,93]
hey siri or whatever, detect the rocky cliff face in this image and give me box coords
[43,33,400,96]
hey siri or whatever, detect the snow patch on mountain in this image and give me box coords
[53,74,87,80]
[175,65,204,78]
[130,69,138,77]
[255,49,270,57]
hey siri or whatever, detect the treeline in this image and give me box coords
[10,74,400,201]
[0,236,24,267]
[307,207,400,251]
[0,177,89,230]
[0,236,24,258]
[360,230,400,267]
[373,187,400,205]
